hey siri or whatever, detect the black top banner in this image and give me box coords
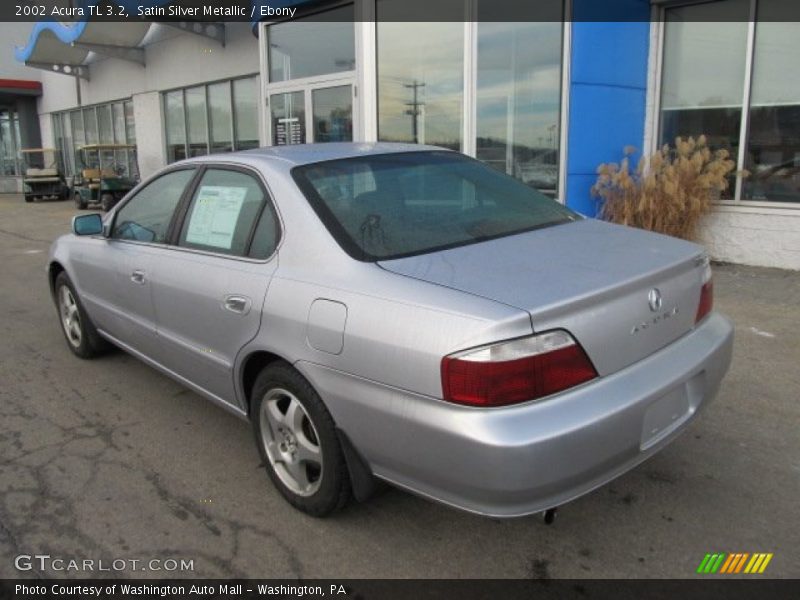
[4,0,800,23]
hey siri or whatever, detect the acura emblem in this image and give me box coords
[648,288,663,312]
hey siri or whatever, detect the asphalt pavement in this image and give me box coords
[0,193,798,579]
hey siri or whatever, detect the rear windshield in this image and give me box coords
[292,151,578,261]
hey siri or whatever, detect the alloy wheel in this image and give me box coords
[259,388,323,497]
[58,285,82,348]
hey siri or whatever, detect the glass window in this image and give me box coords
[165,90,186,163]
[185,86,208,158]
[268,5,355,82]
[659,0,800,203]
[83,108,99,145]
[659,0,750,199]
[312,85,353,143]
[0,110,20,176]
[165,77,258,162]
[54,100,135,176]
[63,114,75,176]
[377,1,464,151]
[52,113,65,174]
[112,103,126,143]
[124,101,136,144]
[249,201,280,259]
[477,21,563,196]
[209,82,233,154]
[233,77,259,150]
[271,91,306,146]
[112,169,195,243]
[292,151,577,261]
[178,169,266,256]
[743,2,800,202]
[70,110,85,147]
[97,104,113,144]
[110,103,129,177]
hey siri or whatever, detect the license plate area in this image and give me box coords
[640,385,691,450]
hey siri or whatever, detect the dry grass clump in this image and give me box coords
[591,136,737,240]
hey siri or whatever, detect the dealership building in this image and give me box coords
[2,0,798,269]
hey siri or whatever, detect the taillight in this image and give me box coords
[441,330,598,407]
[695,257,714,323]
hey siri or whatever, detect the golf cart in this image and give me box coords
[21,148,69,203]
[72,144,139,211]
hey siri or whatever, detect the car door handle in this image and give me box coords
[223,295,251,315]
[130,270,146,284]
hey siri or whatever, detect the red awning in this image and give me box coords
[0,79,42,96]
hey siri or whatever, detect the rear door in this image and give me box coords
[147,165,281,406]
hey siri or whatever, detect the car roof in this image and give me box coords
[232,142,449,166]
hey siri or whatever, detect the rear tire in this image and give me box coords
[74,192,87,210]
[54,272,109,359]
[100,193,114,212]
[251,363,351,517]
[24,195,33,203]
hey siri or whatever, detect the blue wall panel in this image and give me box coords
[567,84,647,216]
[566,0,652,216]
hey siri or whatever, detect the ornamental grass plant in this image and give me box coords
[591,136,738,240]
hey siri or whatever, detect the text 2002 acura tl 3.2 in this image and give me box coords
[49,143,733,518]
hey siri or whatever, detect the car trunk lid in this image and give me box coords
[378,218,707,377]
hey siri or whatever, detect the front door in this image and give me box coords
[79,167,197,357]
[269,81,355,146]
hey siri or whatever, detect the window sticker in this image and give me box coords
[185,186,247,249]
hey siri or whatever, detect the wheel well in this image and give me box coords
[48,262,65,299]
[241,351,286,415]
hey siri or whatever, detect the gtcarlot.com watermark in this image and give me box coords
[14,554,194,573]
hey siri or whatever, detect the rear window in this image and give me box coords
[292,151,577,261]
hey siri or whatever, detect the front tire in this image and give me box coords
[251,363,351,517]
[54,272,108,359]
[24,195,33,203]
[74,192,87,210]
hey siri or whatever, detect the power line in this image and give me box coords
[403,80,425,144]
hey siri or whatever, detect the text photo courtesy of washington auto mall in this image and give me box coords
[0,1,798,599]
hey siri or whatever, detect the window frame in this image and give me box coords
[650,0,800,210]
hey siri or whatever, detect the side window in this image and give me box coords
[111,169,195,243]
[178,169,267,257]
[249,201,280,259]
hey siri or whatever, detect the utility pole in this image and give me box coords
[404,80,425,144]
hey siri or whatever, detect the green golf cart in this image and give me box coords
[72,143,139,211]
[21,148,69,203]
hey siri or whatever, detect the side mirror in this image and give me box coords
[72,213,104,236]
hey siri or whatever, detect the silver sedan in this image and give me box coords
[48,143,733,518]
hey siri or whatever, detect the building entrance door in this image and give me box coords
[269,81,355,146]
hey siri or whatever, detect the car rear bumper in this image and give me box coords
[298,312,734,517]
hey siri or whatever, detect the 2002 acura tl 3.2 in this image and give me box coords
[48,143,733,518]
